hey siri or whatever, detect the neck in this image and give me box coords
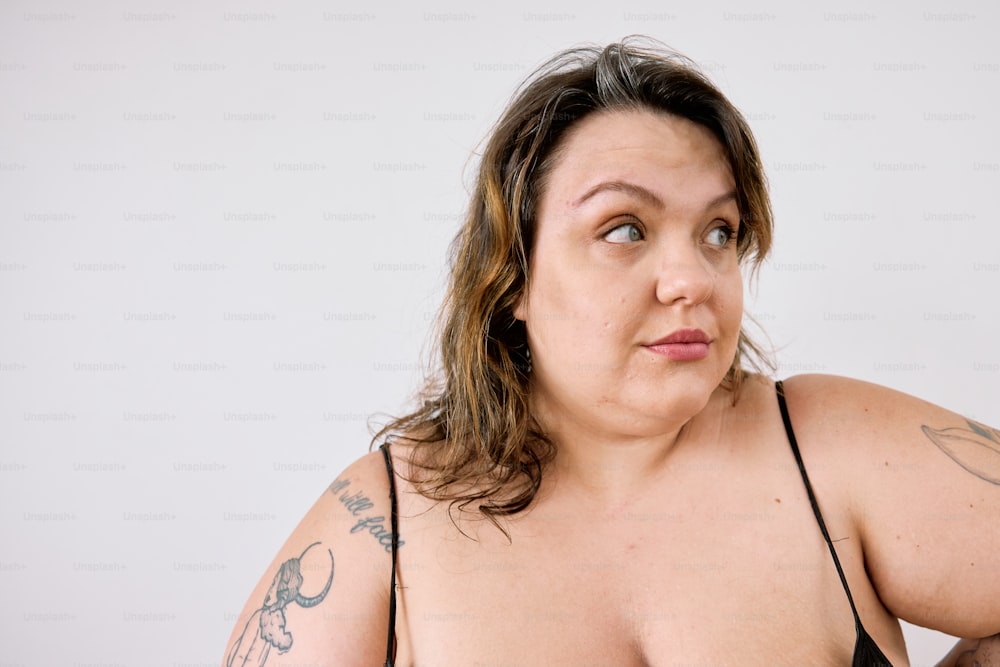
[532,386,723,499]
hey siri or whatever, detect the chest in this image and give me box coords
[392,462,863,666]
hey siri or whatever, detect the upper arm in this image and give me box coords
[221,450,395,666]
[783,374,1000,638]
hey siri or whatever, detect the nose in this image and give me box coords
[653,241,715,306]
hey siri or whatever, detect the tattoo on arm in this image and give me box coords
[923,419,1000,485]
[226,542,335,667]
[329,478,404,552]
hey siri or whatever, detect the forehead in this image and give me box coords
[539,109,734,210]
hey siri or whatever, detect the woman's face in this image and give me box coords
[516,108,743,439]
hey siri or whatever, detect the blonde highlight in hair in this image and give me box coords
[372,38,775,531]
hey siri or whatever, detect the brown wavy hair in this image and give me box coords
[372,37,774,531]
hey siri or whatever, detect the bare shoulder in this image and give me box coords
[774,373,980,456]
[780,373,1000,637]
[778,373,1000,483]
[221,449,397,666]
[779,372,945,419]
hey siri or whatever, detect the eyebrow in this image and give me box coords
[572,180,738,212]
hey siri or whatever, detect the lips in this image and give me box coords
[644,328,711,361]
[648,328,711,346]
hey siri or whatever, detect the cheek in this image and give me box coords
[719,270,744,335]
[726,272,744,312]
[527,248,622,318]
[725,276,743,338]
[524,264,637,360]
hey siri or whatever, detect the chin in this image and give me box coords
[616,374,721,429]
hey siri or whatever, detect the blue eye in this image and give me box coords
[706,224,736,247]
[604,222,643,244]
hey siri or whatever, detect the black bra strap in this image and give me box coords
[379,443,399,667]
[774,381,865,634]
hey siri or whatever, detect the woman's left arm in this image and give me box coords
[784,375,1000,639]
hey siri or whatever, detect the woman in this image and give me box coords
[223,39,1000,666]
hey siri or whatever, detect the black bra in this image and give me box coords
[379,444,400,667]
[378,383,894,666]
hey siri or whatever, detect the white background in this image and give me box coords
[1,1,998,665]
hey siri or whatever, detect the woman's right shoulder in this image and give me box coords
[275,447,400,566]
[324,447,401,554]
[220,447,398,666]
